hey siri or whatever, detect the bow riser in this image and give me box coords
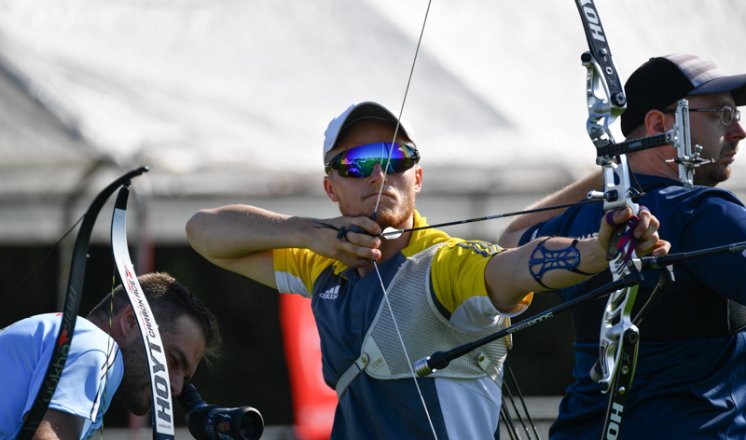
[582,54,624,150]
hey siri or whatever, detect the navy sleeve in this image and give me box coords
[679,195,746,305]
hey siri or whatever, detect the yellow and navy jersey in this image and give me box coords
[273,210,532,439]
[274,210,531,322]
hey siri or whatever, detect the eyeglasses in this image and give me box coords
[325,142,420,178]
[665,105,741,126]
[690,105,741,126]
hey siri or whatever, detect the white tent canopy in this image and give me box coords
[1,0,745,243]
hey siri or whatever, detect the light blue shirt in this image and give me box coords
[0,313,124,439]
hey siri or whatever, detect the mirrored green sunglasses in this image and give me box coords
[325,142,420,178]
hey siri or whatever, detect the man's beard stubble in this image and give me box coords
[344,197,416,231]
[115,339,152,415]
[694,143,736,186]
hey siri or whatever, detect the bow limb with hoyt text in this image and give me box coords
[111,179,176,439]
[575,1,641,438]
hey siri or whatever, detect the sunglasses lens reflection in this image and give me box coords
[327,142,419,178]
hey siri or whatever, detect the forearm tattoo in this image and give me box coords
[528,238,593,290]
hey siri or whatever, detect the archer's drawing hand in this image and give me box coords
[597,207,670,258]
[311,216,383,267]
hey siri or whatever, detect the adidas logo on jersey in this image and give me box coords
[319,285,340,300]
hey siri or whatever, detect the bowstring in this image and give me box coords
[371,263,438,435]
[1,214,85,310]
[501,362,541,439]
[369,1,438,438]
[97,271,118,439]
[372,0,432,215]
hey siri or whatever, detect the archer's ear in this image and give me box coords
[323,175,339,202]
[118,305,137,339]
[413,165,423,193]
[643,109,670,134]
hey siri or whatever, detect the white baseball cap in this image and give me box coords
[322,101,416,162]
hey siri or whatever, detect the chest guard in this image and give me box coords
[335,243,510,397]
